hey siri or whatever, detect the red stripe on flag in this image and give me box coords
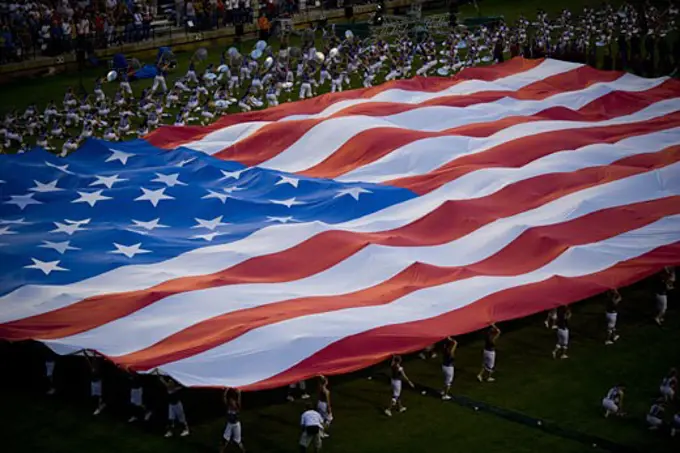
[118,196,680,370]
[1,145,678,341]
[241,242,680,391]
[390,111,680,194]
[144,58,543,149]
[211,65,622,167]
[301,82,677,178]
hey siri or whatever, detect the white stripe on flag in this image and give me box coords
[153,214,680,387]
[259,74,665,173]
[2,127,679,323]
[43,162,680,357]
[182,59,586,155]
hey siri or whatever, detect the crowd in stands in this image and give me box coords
[0,0,339,63]
[1,0,159,62]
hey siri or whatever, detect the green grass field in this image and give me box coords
[1,279,679,453]
[2,1,680,452]
[0,0,624,114]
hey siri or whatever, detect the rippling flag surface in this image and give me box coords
[1,58,680,389]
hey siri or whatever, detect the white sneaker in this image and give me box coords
[399,407,407,413]
[605,340,614,345]
[384,409,392,417]
[180,429,190,437]
[613,335,620,342]
[144,411,153,421]
[46,388,56,396]
[321,432,330,438]
[418,352,426,359]
[552,350,557,359]
[486,377,496,383]
[164,431,173,438]
[128,416,138,423]
[286,395,295,402]
[560,354,569,360]
[301,393,310,400]
[476,374,483,382]
[442,395,452,401]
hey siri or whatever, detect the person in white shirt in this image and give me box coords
[602,384,625,418]
[646,398,665,430]
[299,404,324,452]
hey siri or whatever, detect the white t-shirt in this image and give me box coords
[77,18,90,35]
[300,410,323,428]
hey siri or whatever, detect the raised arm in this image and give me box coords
[451,339,459,355]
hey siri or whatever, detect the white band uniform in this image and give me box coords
[483,350,496,371]
[442,365,455,386]
[223,421,242,443]
[605,312,617,330]
[391,379,402,401]
[602,398,618,413]
[557,328,569,347]
[168,402,186,424]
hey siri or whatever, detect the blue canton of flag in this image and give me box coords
[0,139,416,295]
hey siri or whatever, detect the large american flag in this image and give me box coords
[1,58,679,390]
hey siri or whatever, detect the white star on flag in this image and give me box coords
[219,169,247,181]
[135,187,175,207]
[202,190,230,204]
[45,161,75,174]
[30,179,63,193]
[90,174,128,189]
[223,185,245,194]
[152,173,187,187]
[334,187,372,201]
[191,232,224,242]
[275,175,300,188]
[72,190,113,207]
[0,218,31,225]
[267,216,297,223]
[131,218,169,231]
[106,149,135,165]
[39,240,80,255]
[110,242,151,259]
[24,258,68,275]
[0,226,17,236]
[270,197,306,208]
[192,215,230,230]
[65,218,91,226]
[176,157,197,167]
[4,193,43,210]
[51,221,88,235]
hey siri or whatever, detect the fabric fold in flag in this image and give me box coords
[1,58,679,389]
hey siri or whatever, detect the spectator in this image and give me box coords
[185,0,195,26]
[175,0,185,26]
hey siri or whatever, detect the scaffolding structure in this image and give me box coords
[371,11,451,41]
